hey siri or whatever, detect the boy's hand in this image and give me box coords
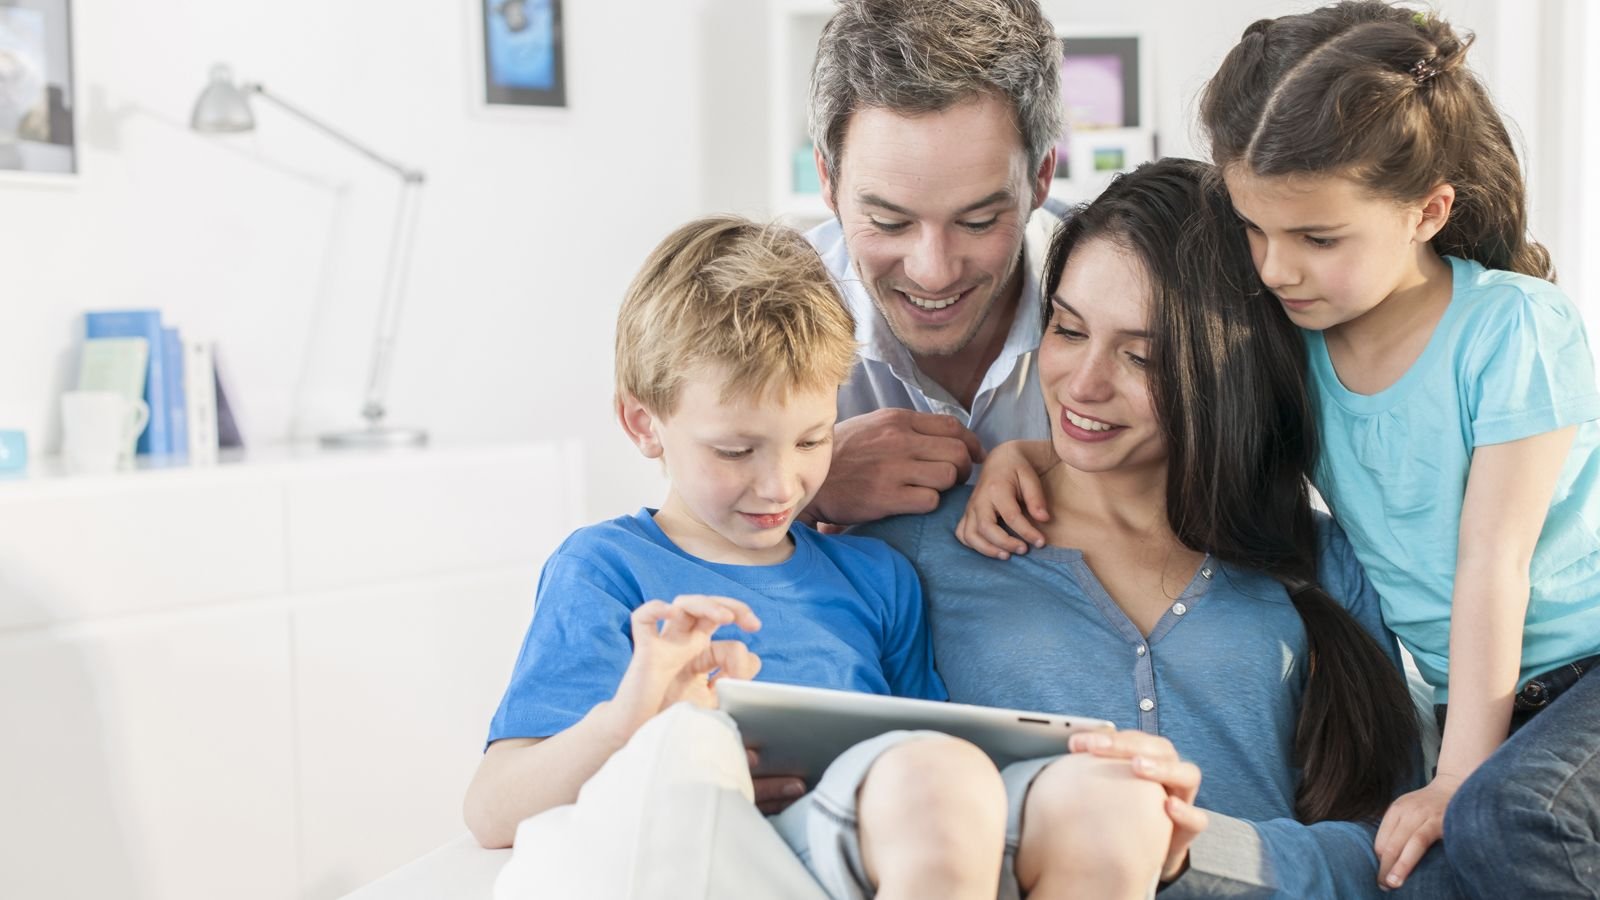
[1070,730,1207,883]
[611,595,762,735]
[1374,774,1460,890]
[807,409,984,526]
[956,439,1056,559]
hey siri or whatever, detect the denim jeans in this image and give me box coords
[1398,656,1600,899]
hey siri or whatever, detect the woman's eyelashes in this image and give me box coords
[1051,323,1147,368]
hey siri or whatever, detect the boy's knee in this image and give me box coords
[1020,754,1170,876]
[860,735,1006,830]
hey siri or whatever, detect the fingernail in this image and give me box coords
[1072,734,1111,752]
[1134,755,1155,773]
[998,551,1010,560]
[784,782,804,797]
[1387,874,1402,887]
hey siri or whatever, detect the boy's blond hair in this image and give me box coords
[615,215,858,417]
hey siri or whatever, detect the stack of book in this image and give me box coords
[80,310,242,462]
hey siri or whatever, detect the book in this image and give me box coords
[160,325,186,454]
[214,350,243,449]
[183,338,220,463]
[162,328,188,457]
[77,337,150,403]
[84,310,172,456]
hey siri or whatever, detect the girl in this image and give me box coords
[968,2,1600,895]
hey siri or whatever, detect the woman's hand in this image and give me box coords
[956,439,1058,559]
[1374,773,1460,889]
[1070,730,1208,883]
[611,594,763,734]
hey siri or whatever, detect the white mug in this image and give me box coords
[61,390,149,474]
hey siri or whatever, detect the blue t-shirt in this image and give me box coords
[856,488,1408,899]
[1308,256,1600,697]
[487,509,946,743]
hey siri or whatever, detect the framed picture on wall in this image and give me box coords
[0,0,76,179]
[479,0,566,108]
[1051,29,1154,203]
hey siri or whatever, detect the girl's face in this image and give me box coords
[1223,168,1446,332]
[1039,236,1166,475]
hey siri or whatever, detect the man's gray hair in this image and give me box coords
[807,0,1063,190]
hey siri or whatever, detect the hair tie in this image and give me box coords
[1410,57,1441,85]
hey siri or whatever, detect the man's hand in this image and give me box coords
[610,595,762,735]
[1070,730,1208,883]
[807,409,985,526]
[1374,774,1460,890]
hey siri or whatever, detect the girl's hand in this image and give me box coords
[612,594,762,732]
[1374,774,1461,890]
[956,439,1057,559]
[1070,730,1208,883]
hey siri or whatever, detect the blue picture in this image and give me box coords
[482,0,565,107]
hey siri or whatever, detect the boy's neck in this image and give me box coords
[652,501,796,567]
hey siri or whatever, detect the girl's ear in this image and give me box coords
[1414,183,1456,244]
[617,393,665,459]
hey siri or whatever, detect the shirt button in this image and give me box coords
[1136,644,1147,656]
[1139,698,1155,712]
[1172,602,1188,616]
[1201,567,1213,579]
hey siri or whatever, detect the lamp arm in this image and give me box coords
[245,83,425,184]
[358,176,425,428]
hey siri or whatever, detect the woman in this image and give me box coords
[856,157,1422,898]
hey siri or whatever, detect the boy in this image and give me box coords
[464,216,1021,898]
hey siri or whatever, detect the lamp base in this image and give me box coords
[318,425,429,450]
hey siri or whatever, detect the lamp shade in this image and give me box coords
[190,64,255,133]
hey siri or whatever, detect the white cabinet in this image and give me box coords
[0,443,583,899]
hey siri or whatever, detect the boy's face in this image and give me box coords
[625,368,838,566]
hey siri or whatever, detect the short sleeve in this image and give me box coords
[486,551,638,745]
[1465,288,1600,447]
[877,548,948,701]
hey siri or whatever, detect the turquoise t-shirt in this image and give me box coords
[1308,256,1600,699]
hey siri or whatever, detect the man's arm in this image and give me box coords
[807,408,985,525]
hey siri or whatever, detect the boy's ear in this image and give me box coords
[1414,183,1455,244]
[617,392,665,459]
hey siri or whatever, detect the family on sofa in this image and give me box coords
[464,2,1600,897]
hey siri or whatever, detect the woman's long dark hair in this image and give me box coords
[1042,158,1418,823]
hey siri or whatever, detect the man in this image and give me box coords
[803,0,1064,526]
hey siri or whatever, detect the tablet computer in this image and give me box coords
[716,679,1114,785]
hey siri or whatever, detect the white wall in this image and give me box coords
[0,0,697,518]
[2,0,1593,522]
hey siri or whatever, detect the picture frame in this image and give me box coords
[0,0,76,181]
[478,0,566,109]
[1050,28,1155,203]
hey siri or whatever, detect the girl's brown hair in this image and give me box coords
[1200,0,1552,279]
